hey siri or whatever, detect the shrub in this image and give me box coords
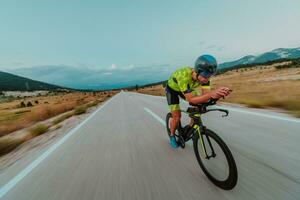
[52,112,74,125]
[35,100,39,104]
[20,101,26,108]
[74,106,87,115]
[275,63,300,69]
[28,124,50,137]
[14,110,31,114]
[238,99,265,108]
[27,101,33,107]
[53,124,62,130]
[0,136,25,156]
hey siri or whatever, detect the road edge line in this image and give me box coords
[136,93,300,123]
[144,107,165,126]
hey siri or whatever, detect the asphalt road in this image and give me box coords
[0,91,299,200]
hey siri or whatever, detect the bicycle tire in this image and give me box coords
[193,129,238,190]
[166,113,185,148]
[166,113,172,137]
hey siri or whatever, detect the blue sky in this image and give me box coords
[0,0,300,88]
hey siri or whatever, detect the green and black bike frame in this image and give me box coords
[181,105,229,160]
[190,113,216,159]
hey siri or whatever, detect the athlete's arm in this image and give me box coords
[183,87,230,104]
[184,92,211,104]
[201,88,210,95]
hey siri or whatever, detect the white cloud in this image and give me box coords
[109,64,117,70]
[123,64,135,70]
[101,72,113,75]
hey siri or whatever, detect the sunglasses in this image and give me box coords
[199,71,213,78]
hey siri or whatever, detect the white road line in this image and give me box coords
[144,107,165,126]
[0,93,118,199]
[136,93,300,123]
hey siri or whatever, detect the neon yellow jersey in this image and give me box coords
[167,66,210,93]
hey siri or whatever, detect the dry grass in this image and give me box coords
[137,64,300,117]
[0,123,50,156]
[28,124,50,138]
[0,92,116,156]
[51,100,103,125]
[136,85,165,96]
[52,124,62,131]
[0,136,25,156]
[0,91,117,137]
[52,112,74,125]
[212,66,300,117]
[74,106,87,115]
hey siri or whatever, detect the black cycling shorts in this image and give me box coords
[165,85,186,111]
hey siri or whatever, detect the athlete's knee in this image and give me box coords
[172,111,181,122]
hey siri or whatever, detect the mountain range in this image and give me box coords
[3,64,177,90]
[219,47,300,69]
[1,47,300,90]
[0,71,68,91]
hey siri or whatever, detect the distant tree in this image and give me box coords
[20,101,26,108]
[135,84,139,91]
[0,91,4,96]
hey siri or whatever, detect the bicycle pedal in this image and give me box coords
[177,136,185,148]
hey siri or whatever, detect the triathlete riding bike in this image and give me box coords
[165,55,231,148]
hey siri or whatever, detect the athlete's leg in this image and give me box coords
[170,109,181,136]
[165,85,181,136]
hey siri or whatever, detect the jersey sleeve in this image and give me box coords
[200,80,211,89]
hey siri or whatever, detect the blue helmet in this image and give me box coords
[194,55,218,78]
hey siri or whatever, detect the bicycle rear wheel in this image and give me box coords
[166,113,183,137]
[166,113,172,137]
[165,113,185,148]
[193,129,238,190]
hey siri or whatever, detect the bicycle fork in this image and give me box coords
[193,124,216,159]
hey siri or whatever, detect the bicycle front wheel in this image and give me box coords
[193,129,238,190]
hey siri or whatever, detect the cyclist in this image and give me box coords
[166,55,231,148]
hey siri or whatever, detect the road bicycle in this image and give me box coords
[166,98,238,190]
